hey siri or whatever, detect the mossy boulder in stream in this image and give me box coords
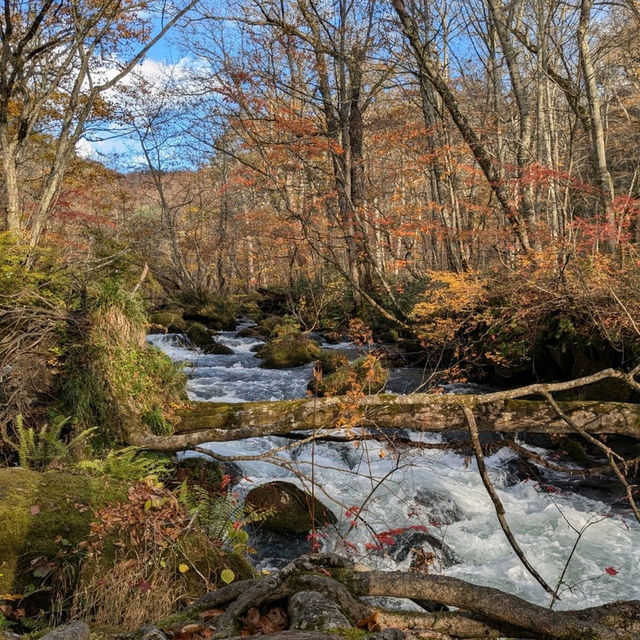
[186,323,233,354]
[255,332,321,368]
[245,481,337,534]
[183,301,236,332]
[0,468,127,597]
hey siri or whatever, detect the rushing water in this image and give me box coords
[148,328,639,611]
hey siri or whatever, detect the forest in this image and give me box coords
[1,0,640,638]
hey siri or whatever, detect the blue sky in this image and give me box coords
[78,10,200,171]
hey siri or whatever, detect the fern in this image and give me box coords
[12,414,96,470]
[76,447,171,482]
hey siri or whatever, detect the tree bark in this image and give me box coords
[201,554,640,640]
[129,367,640,450]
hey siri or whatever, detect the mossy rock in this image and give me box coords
[256,315,282,337]
[185,323,233,355]
[149,312,187,334]
[245,481,336,534]
[183,302,236,332]
[381,328,400,344]
[205,341,233,355]
[0,468,127,597]
[235,326,263,339]
[317,350,349,375]
[307,351,349,394]
[313,357,387,397]
[256,332,321,369]
[269,317,302,338]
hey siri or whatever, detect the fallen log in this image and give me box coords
[130,394,640,451]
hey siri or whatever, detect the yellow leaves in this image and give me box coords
[410,270,486,349]
[220,568,235,584]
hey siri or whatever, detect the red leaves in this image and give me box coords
[605,567,619,576]
[220,474,231,490]
[363,525,429,553]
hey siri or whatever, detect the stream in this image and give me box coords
[148,326,639,611]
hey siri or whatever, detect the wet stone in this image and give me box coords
[288,591,352,631]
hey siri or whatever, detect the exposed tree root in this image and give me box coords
[188,554,640,640]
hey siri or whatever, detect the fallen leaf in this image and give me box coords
[357,610,381,632]
[180,624,202,635]
[199,609,224,621]
[30,505,40,516]
[605,567,619,576]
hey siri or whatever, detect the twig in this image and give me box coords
[463,406,558,597]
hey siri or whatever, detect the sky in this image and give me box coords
[77,9,202,171]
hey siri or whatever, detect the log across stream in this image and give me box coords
[146,331,640,611]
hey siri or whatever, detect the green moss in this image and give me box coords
[561,438,589,465]
[318,350,349,375]
[186,323,212,349]
[149,312,187,333]
[185,323,233,355]
[173,397,309,434]
[329,629,366,640]
[256,315,282,337]
[0,468,127,596]
[154,612,197,629]
[256,332,321,369]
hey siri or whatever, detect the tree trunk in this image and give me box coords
[129,367,640,451]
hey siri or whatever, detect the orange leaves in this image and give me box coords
[241,606,289,635]
[356,610,381,632]
[90,479,189,554]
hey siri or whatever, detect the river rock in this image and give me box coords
[186,323,233,354]
[387,530,459,568]
[245,481,337,534]
[414,488,464,524]
[40,622,90,640]
[288,591,352,630]
[136,626,168,640]
[236,326,263,338]
[255,333,321,368]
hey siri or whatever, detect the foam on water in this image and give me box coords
[149,328,639,610]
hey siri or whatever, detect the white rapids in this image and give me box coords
[148,329,639,611]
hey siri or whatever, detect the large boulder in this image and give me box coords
[288,591,351,631]
[186,323,233,354]
[245,481,337,534]
[255,333,321,369]
[149,312,187,334]
[0,468,127,598]
[183,302,236,332]
[312,356,387,397]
